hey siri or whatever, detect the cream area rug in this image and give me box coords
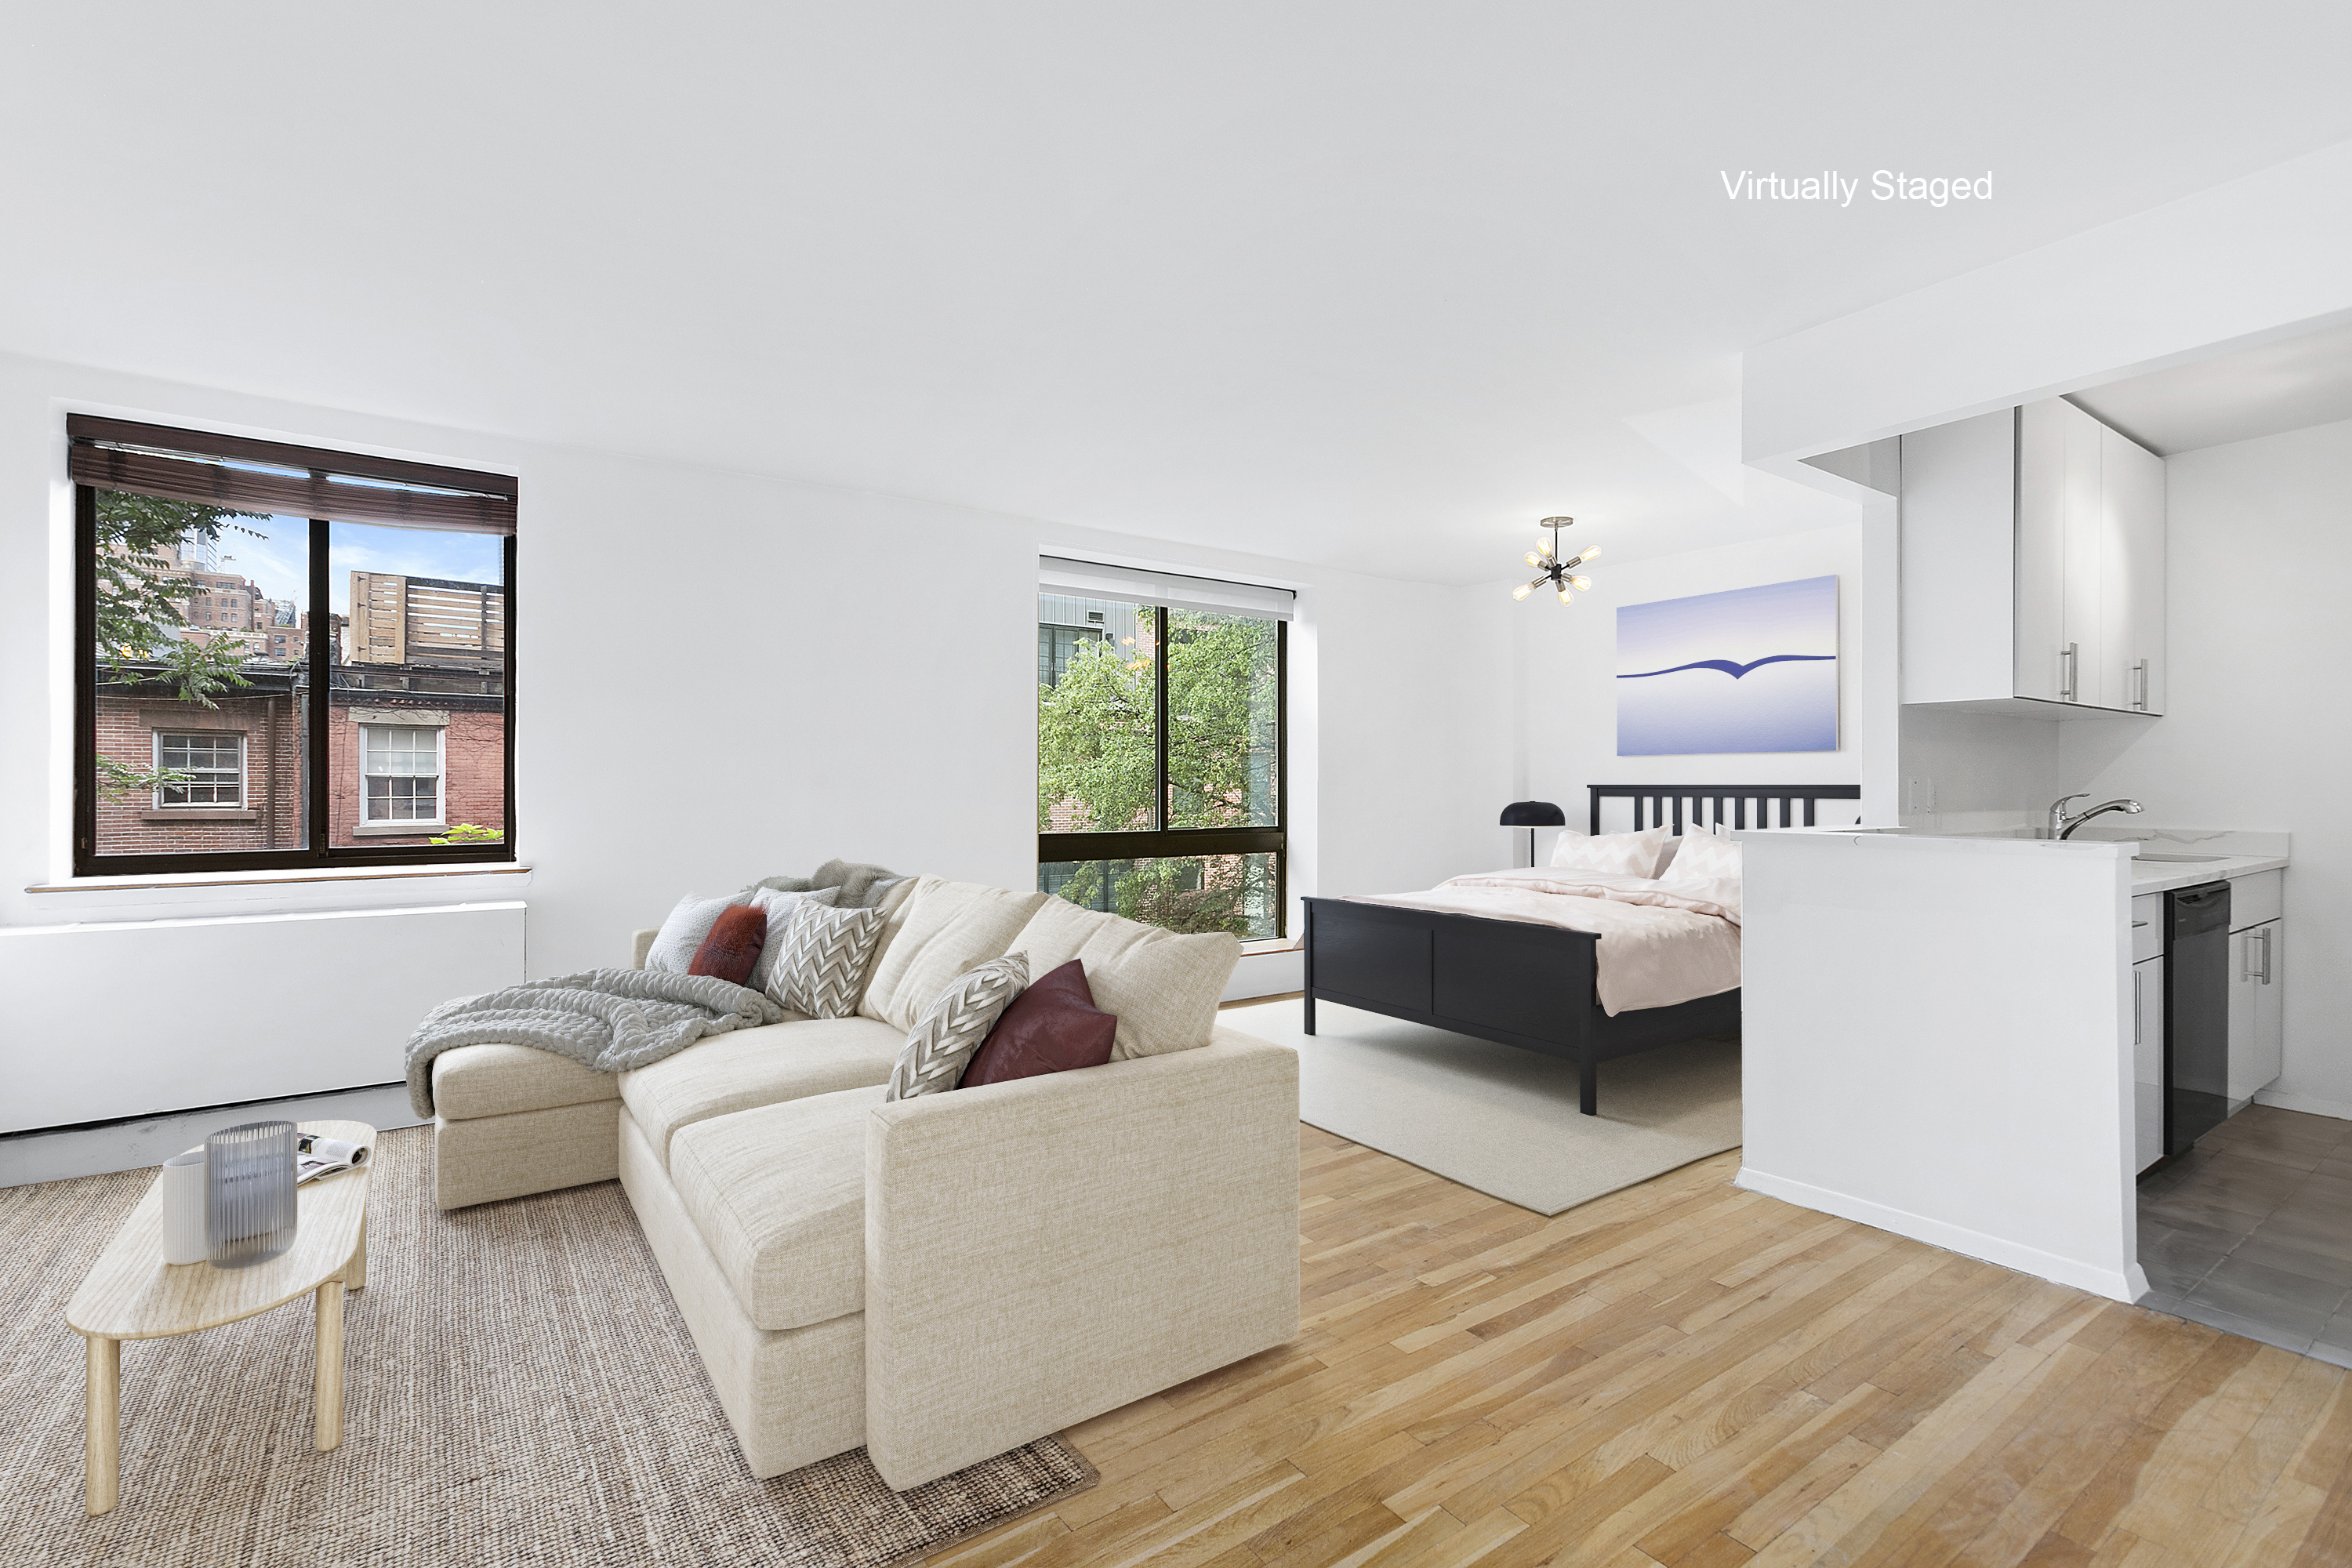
[1225,997,1742,1216]
[1,1127,1092,1568]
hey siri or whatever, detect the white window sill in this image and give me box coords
[350,821,451,837]
[27,862,530,894]
[1240,936,1301,956]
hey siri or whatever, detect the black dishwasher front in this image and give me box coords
[2165,881,2232,1156]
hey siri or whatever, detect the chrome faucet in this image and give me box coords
[2049,793,2144,839]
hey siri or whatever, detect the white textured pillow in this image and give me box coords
[1549,824,1673,878]
[768,902,889,1019]
[885,953,1029,1101]
[744,884,841,993]
[646,891,751,974]
[1663,831,1741,884]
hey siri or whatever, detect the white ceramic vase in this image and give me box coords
[160,1149,208,1266]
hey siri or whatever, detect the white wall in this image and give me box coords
[2,351,1501,1127]
[1503,522,1872,854]
[1740,831,2144,1301]
[0,903,524,1132]
[2065,418,2352,1116]
[1897,709,2061,835]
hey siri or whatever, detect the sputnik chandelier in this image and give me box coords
[1512,516,1599,605]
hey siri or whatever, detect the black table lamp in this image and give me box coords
[1498,800,1566,867]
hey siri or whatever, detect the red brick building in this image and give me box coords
[95,664,506,855]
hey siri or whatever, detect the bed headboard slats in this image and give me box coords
[1587,783,1862,836]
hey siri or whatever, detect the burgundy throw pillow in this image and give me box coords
[960,960,1118,1088]
[688,902,767,985]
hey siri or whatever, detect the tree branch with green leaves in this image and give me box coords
[90,489,274,799]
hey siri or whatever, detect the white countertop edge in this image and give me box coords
[2128,854,2288,895]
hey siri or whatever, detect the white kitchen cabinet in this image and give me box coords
[2133,953,2165,1173]
[2015,401,2070,703]
[2227,919,2282,1105]
[2102,424,2166,714]
[1899,398,2165,717]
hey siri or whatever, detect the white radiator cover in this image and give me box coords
[1,901,526,1134]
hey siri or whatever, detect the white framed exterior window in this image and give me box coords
[154,731,243,808]
[361,724,445,825]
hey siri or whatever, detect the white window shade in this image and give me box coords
[1038,556,1294,621]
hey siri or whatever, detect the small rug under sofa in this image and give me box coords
[1224,997,1742,1216]
[0,1126,1094,1568]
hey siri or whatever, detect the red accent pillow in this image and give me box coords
[960,960,1118,1088]
[688,902,767,986]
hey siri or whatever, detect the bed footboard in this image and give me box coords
[1301,896,1736,1115]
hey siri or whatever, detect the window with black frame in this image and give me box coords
[71,416,517,876]
[1035,560,1288,939]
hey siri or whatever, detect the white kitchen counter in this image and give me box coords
[2129,853,2288,895]
[1916,826,2288,895]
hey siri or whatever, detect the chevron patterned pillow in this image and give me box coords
[767,901,890,1019]
[885,953,1029,1102]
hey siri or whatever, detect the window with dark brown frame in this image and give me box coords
[71,415,517,877]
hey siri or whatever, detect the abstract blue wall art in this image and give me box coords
[1616,575,1838,755]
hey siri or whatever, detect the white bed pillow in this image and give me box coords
[1548,824,1673,878]
[1661,831,1741,885]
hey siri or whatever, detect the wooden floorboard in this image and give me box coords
[924,1130,2351,1567]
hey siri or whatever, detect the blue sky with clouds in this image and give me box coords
[213,518,503,614]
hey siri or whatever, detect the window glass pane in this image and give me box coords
[1038,855,1277,940]
[1167,609,1279,829]
[330,523,503,844]
[91,492,306,854]
[1036,595,1156,833]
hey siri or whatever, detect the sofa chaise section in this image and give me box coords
[430,1045,623,1210]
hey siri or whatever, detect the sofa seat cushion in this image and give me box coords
[858,877,1049,1031]
[619,1015,906,1167]
[1003,899,1240,1060]
[668,1085,884,1332]
[432,1044,622,1120]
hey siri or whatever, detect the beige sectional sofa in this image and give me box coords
[426,877,1300,1490]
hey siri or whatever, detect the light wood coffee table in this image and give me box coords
[65,1119,372,1515]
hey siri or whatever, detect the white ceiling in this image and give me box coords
[2071,321,2352,456]
[6,5,2350,583]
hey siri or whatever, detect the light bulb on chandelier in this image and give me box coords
[1508,517,1598,606]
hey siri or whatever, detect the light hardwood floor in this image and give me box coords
[927,1130,2352,1568]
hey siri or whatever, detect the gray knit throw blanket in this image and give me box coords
[405,967,785,1118]
[749,858,904,909]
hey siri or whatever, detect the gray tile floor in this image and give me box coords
[2136,1102,2352,1367]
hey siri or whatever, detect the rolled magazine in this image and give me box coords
[295,1133,371,1185]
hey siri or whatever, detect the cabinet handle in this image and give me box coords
[2133,969,2143,1044]
[2062,643,2079,702]
[2259,927,2274,985]
[2132,659,2149,712]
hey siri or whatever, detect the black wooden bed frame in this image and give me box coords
[1302,783,1861,1116]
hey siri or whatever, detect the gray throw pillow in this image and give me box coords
[646,891,750,974]
[745,885,841,994]
[767,902,891,1019]
[886,953,1029,1102]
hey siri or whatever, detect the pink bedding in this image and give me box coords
[1345,866,1742,1015]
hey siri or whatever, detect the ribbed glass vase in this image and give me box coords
[205,1120,298,1269]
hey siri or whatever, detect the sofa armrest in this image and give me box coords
[631,928,657,970]
[862,1027,1299,1490]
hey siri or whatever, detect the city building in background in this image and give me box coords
[346,572,506,670]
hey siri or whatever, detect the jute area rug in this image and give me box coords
[0,1126,1093,1568]
[1225,997,1743,1216]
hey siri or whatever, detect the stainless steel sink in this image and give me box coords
[2136,854,2228,862]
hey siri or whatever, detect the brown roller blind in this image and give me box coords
[67,415,516,535]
